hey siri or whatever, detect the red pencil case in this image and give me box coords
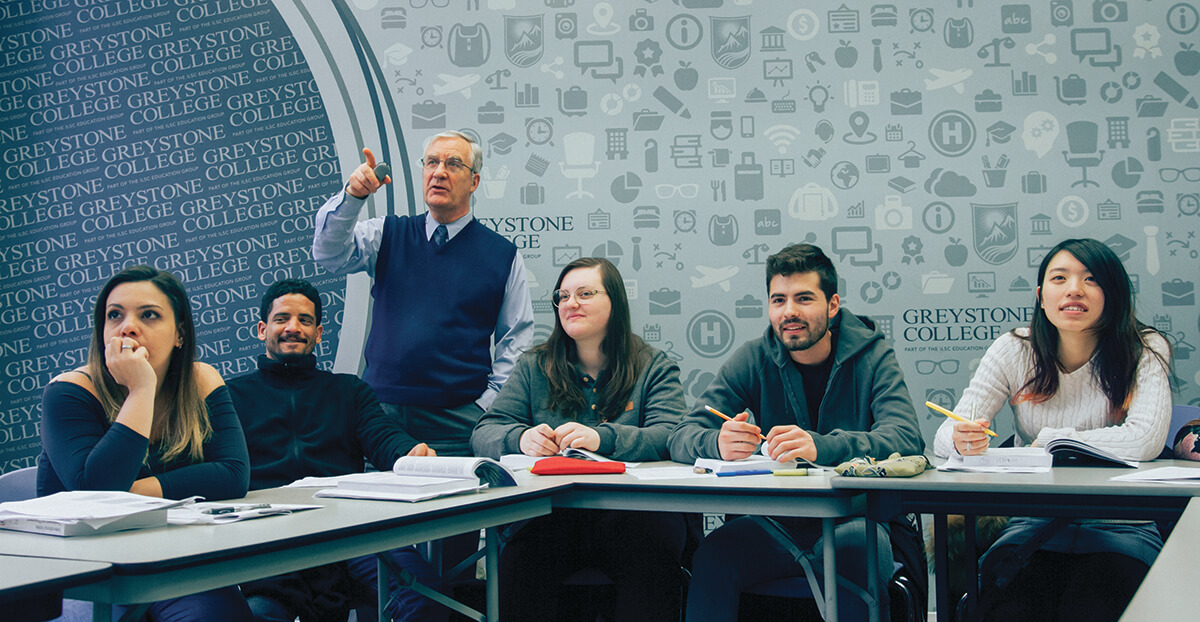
[530,457,626,475]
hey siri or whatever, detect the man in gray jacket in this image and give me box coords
[669,243,925,621]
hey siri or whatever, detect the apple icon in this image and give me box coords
[1176,43,1200,77]
[674,61,699,91]
[835,40,858,68]
[945,237,968,266]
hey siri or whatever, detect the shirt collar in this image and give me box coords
[425,212,472,242]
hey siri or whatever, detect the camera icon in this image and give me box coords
[1092,0,1126,23]
[875,196,913,231]
[629,9,653,32]
[555,13,577,40]
[1050,0,1073,26]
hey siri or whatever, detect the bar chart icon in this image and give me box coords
[1011,71,1037,96]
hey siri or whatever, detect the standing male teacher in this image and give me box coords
[312,130,534,457]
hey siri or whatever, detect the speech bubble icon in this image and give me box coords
[574,40,613,75]
[830,226,874,262]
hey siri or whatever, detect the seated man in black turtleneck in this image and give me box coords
[228,278,446,622]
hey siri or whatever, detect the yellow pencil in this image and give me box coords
[925,401,998,437]
[704,405,767,441]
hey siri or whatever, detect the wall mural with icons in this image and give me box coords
[1,0,1198,470]
[311,0,1198,444]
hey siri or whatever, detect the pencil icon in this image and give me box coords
[653,86,692,119]
[1154,71,1199,110]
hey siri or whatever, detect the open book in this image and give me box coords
[694,455,808,475]
[939,447,1053,473]
[315,456,518,502]
[1045,438,1138,468]
[0,491,194,536]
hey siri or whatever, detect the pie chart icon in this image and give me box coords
[1112,157,1143,189]
[611,172,643,203]
[591,240,623,266]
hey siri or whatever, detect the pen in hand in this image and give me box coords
[704,405,767,441]
[925,401,998,437]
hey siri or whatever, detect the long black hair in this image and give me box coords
[535,257,648,421]
[1017,238,1170,423]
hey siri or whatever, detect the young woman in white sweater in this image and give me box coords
[934,238,1173,621]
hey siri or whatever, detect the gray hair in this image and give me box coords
[423,130,483,172]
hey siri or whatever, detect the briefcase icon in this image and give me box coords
[412,100,446,129]
[648,288,681,315]
[632,109,664,131]
[520,182,544,205]
[1162,279,1195,307]
[974,89,1002,113]
[889,89,922,115]
[734,153,763,201]
[734,294,762,319]
[477,101,504,124]
[1021,171,1046,194]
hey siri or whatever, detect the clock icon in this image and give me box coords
[674,209,697,234]
[910,8,934,33]
[525,117,553,146]
[420,26,442,49]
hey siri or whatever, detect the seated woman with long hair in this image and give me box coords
[471,257,690,621]
[38,265,252,621]
[933,238,1172,621]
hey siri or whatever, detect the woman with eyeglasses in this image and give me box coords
[38,265,251,621]
[933,238,1173,621]
[472,257,692,621]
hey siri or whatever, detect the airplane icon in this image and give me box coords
[690,265,740,292]
[433,73,481,98]
[923,68,973,94]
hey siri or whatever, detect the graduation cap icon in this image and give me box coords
[986,121,1016,146]
[488,132,517,156]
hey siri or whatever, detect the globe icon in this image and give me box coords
[831,161,860,189]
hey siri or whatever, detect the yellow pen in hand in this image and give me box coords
[925,401,998,437]
[704,405,767,441]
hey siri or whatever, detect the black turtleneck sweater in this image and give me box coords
[227,354,420,489]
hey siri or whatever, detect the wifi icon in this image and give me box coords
[764,124,801,154]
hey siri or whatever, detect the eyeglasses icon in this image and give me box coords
[655,184,700,199]
[915,359,961,375]
[1160,168,1200,182]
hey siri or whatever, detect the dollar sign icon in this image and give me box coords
[1057,195,1089,227]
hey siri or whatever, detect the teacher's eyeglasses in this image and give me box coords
[551,288,606,307]
[421,156,475,175]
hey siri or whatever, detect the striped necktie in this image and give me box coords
[432,224,448,248]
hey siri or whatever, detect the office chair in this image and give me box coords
[0,465,36,502]
[560,132,600,199]
[1168,404,1200,453]
[1062,121,1104,188]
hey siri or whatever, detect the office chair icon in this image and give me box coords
[1062,121,1104,188]
[560,132,600,199]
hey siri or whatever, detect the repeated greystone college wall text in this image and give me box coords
[0,0,343,472]
[1,0,1198,471]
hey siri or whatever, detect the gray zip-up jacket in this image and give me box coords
[668,309,924,465]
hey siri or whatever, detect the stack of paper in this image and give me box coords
[0,491,193,536]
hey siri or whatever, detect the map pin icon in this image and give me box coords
[849,111,869,138]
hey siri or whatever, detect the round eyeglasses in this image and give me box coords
[551,289,606,307]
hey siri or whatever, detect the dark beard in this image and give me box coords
[774,318,828,352]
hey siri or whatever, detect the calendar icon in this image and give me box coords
[643,324,662,342]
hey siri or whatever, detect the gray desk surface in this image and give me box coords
[1121,496,1200,621]
[0,555,110,602]
[0,483,559,605]
[548,462,864,517]
[832,459,1200,520]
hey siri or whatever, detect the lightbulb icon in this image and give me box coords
[807,84,830,113]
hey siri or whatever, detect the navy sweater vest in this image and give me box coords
[365,214,516,406]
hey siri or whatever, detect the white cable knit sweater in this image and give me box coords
[934,329,1172,461]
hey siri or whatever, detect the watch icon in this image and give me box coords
[525,117,554,146]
